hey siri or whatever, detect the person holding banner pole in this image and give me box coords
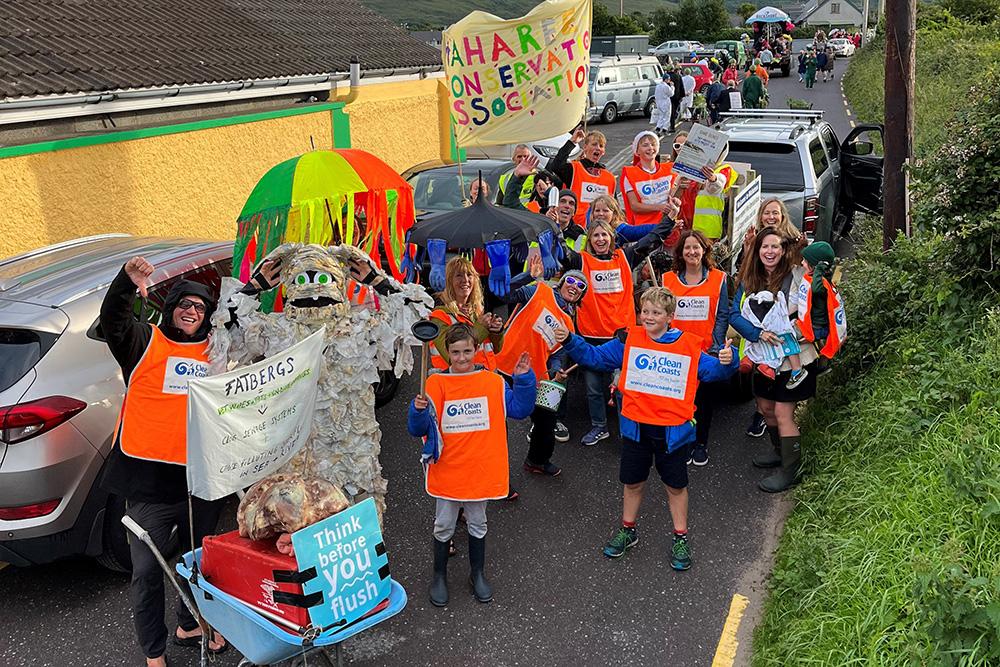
[97,257,271,665]
[408,324,536,607]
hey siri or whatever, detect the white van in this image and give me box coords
[587,55,663,124]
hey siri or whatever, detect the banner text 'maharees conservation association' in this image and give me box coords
[443,0,592,148]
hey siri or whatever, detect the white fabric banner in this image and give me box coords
[186,328,325,501]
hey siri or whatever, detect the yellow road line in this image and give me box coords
[712,593,750,667]
[0,561,8,571]
[850,120,856,128]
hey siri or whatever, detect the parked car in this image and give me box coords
[0,235,231,571]
[403,158,513,212]
[678,62,715,94]
[828,38,856,57]
[648,40,703,60]
[0,233,403,571]
[718,110,884,243]
[586,54,663,123]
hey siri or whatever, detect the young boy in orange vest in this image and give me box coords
[408,324,536,606]
[554,287,737,570]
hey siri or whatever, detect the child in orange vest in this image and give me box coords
[553,287,737,570]
[408,324,535,607]
[795,241,844,360]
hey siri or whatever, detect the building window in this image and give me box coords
[830,2,841,13]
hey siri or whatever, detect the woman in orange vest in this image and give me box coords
[547,126,617,228]
[99,256,278,665]
[661,230,730,466]
[428,256,504,372]
[553,288,737,570]
[408,324,535,607]
[497,255,588,475]
[561,198,681,446]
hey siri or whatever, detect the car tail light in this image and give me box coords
[0,498,61,520]
[0,396,87,444]
[803,196,820,235]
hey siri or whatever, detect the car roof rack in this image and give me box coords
[720,109,825,123]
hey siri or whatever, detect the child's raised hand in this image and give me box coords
[528,253,545,280]
[719,338,734,365]
[413,395,428,411]
[553,322,571,343]
[513,352,532,376]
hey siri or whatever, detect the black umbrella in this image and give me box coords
[408,186,558,248]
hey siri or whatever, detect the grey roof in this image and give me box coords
[794,0,864,22]
[0,0,442,100]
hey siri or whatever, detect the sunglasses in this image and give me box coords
[177,299,207,314]
[673,142,684,151]
[563,276,587,290]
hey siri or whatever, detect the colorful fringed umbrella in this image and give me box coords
[233,149,416,309]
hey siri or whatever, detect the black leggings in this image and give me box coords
[694,380,722,447]
[528,404,558,465]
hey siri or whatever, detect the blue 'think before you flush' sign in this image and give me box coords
[291,497,390,629]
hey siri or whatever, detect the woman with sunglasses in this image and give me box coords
[498,255,589,474]
[560,196,681,446]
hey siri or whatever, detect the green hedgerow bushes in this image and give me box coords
[753,19,1000,666]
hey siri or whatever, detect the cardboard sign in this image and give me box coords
[186,328,324,501]
[444,0,592,147]
[671,124,730,184]
[291,498,391,630]
[730,176,762,273]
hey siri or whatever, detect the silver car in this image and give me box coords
[718,110,884,242]
[0,235,232,570]
[587,55,663,124]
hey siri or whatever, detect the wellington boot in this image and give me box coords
[468,535,493,603]
[759,436,802,493]
[429,538,450,607]
[752,426,782,468]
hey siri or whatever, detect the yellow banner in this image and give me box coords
[443,0,592,148]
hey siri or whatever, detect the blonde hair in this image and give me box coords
[640,287,677,317]
[756,198,803,263]
[585,218,618,255]
[582,130,607,150]
[589,194,626,226]
[440,256,484,319]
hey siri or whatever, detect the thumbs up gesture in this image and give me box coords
[718,338,734,365]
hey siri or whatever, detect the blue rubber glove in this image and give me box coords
[427,238,447,292]
[537,230,558,279]
[485,239,511,297]
[420,407,441,464]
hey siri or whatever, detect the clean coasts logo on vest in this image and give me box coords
[624,347,690,399]
[674,296,710,321]
[637,177,671,203]
[590,269,623,294]
[163,357,208,394]
[531,308,562,347]
[442,396,491,433]
[581,181,609,203]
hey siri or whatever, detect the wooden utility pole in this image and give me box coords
[882,0,915,250]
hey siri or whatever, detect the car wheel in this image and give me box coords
[95,495,132,573]
[601,103,618,124]
[643,98,655,117]
[698,84,709,95]
[373,368,400,409]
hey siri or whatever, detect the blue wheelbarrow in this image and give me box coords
[177,549,407,666]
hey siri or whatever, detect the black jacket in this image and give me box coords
[99,269,218,504]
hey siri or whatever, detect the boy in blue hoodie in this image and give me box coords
[554,287,737,570]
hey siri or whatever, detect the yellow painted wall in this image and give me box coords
[0,78,450,259]
[346,77,452,172]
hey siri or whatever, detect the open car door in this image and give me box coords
[840,124,884,215]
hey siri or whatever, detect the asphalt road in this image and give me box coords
[0,62,858,667]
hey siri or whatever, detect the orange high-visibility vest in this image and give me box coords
[428,308,497,371]
[570,161,617,228]
[661,269,727,351]
[617,327,701,426]
[495,282,574,381]
[576,249,635,338]
[620,163,676,226]
[796,273,846,359]
[117,326,209,465]
[424,370,509,501]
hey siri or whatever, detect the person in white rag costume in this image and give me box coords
[208,243,433,518]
